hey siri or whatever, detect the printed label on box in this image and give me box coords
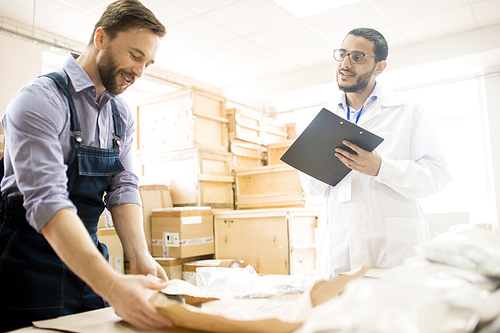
[181,216,203,225]
[163,232,180,247]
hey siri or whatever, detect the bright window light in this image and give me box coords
[272,0,363,18]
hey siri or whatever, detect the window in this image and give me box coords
[403,78,497,227]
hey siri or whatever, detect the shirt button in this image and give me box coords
[380,178,386,182]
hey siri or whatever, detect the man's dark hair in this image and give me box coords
[88,0,166,45]
[347,28,388,61]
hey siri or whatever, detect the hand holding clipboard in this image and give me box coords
[280,108,384,186]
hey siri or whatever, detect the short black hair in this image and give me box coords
[347,28,388,61]
[89,0,166,46]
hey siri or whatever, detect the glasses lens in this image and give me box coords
[334,50,346,62]
[350,52,365,64]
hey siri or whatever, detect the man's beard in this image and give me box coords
[97,50,129,95]
[337,65,375,93]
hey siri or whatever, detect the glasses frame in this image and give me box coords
[333,49,379,64]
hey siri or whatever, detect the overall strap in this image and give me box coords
[42,72,83,145]
[110,99,122,149]
[43,72,122,149]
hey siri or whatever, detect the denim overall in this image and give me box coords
[0,72,125,331]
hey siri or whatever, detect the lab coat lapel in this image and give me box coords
[357,100,382,126]
[357,84,404,126]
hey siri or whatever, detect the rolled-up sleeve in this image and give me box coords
[104,99,142,208]
[2,82,77,232]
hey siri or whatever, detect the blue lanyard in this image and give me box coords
[346,95,364,124]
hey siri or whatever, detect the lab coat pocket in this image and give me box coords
[385,217,428,268]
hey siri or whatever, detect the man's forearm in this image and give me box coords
[41,208,119,298]
[109,203,149,265]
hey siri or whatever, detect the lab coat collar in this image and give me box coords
[336,83,405,125]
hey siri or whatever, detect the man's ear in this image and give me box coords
[93,27,106,50]
[374,60,387,77]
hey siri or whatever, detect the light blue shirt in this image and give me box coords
[338,83,379,121]
[1,53,141,232]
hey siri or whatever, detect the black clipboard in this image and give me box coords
[280,108,384,187]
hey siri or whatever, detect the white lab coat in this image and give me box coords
[299,84,452,279]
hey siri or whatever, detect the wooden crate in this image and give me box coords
[151,207,214,258]
[267,140,294,166]
[213,208,318,275]
[137,87,228,152]
[262,116,288,144]
[234,164,306,209]
[227,108,288,146]
[285,122,298,140]
[227,108,265,144]
[139,185,173,254]
[140,148,234,209]
[229,138,266,169]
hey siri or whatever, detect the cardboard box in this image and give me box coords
[152,207,214,258]
[97,208,113,229]
[182,259,243,286]
[124,254,214,280]
[139,184,173,254]
[97,228,124,274]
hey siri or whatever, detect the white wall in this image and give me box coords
[485,71,500,229]
[0,34,44,114]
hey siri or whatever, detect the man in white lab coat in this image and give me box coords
[299,28,452,279]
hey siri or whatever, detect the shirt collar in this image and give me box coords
[63,52,115,107]
[338,82,379,112]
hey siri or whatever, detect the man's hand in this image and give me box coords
[335,140,381,176]
[129,251,169,281]
[105,274,174,330]
[42,209,174,330]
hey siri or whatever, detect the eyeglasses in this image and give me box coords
[333,49,379,64]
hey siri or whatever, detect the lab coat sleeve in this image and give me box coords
[374,107,452,199]
[299,171,330,196]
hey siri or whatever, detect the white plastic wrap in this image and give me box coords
[403,257,500,291]
[196,265,318,299]
[416,224,500,277]
[295,263,500,333]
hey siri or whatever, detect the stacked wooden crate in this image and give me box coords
[136,87,320,276]
[227,108,290,168]
[227,108,267,169]
[213,208,318,275]
[137,87,233,210]
[221,109,320,276]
